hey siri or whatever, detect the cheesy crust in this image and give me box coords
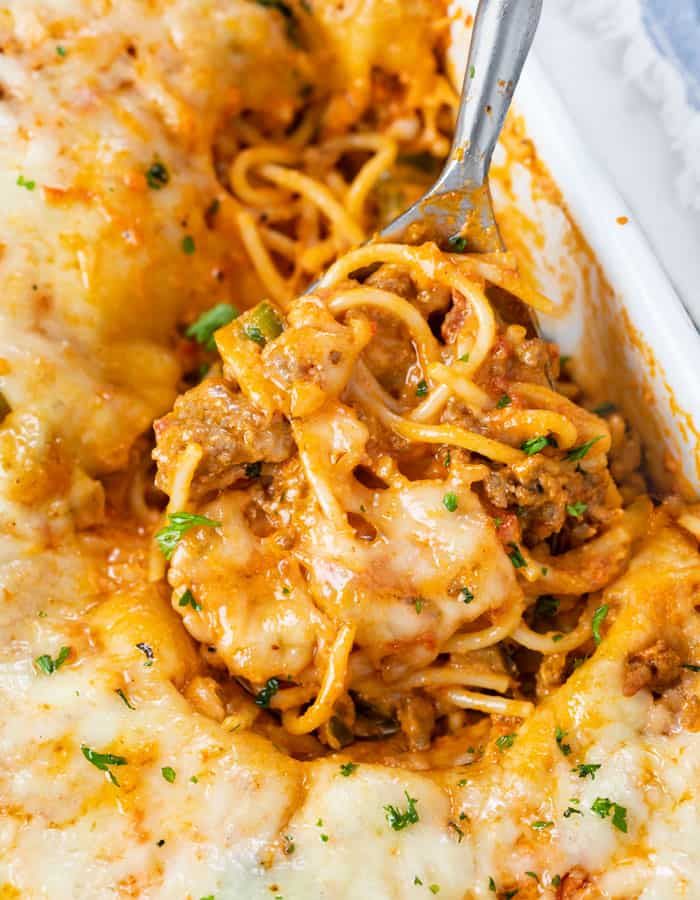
[0,2,699,898]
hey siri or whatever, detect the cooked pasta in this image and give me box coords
[153,234,648,760]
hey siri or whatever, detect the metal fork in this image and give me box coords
[380,0,543,254]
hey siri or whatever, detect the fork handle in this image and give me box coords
[436,0,543,194]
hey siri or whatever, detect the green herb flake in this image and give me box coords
[415,379,429,398]
[507,543,526,569]
[683,663,700,672]
[458,353,470,363]
[530,820,553,830]
[414,876,423,886]
[81,745,127,786]
[145,160,170,190]
[496,732,516,751]
[488,877,496,892]
[155,511,221,560]
[442,492,458,513]
[555,727,571,756]
[186,303,239,350]
[243,301,284,346]
[592,604,609,646]
[116,688,135,709]
[136,642,154,667]
[339,762,358,777]
[320,833,329,843]
[56,45,67,57]
[448,821,464,842]
[447,233,467,252]
[255,677,280,708]
[566,435,603,461]
[563,805,583,817]
[460,587,474,604]
[593,402,616,416]
[414,598,424,614]
[521,435,550,455]
[591,797,628,832]
[566,501,588,518]
[384,790,419,831]
[552,633,564,643]
[535,595,559,618]
[469,64,476,78]
[35,645,71,675]
[525,872,539,882]
[181,234,196,255]
[429,887,440,895]
[16,174,36,191]
[572,763,601,780]
[178,588,202,611]
[444,449,451,468]
[503,891,519,900]
[496,394,511,408]
[161,766,176,783]
[551,875,561,887]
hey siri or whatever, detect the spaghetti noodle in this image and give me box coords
[154,232,648,763]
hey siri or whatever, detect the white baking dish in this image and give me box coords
[450,7,700,496]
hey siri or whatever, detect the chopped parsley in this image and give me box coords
[591,604,609,646]
[178,589,202,611]
[136,642,154,667]
[81,745,127,786]
[429,887,440,895]
[145,160,170,190]
[572,763,601,780]
[442,492,458,512]
[116,688,135,709]
[469,64,476,78]
[591,797,628,832]
[525,872,539,882]
[185,303,239,350]
[507,543,526,569]
[530,820,553,830]
[255,677,280,708]
[488,878,496,892]
[34,646,70,675]
[243,301,284,345]
[414,598,424,614]
[384,791,419,830]
[593,402,616,416]
[555,727,571,756]
[448,821,464,842]
[155,511,221,560]
[416,379,429,397]
[447,233,467,252]
[566,435,603,461]
[683,663,700,672]
[551,876,561,887]
[181,234,196,254]
[563,804,583,818]
[161,766,176,783]
[460,587,474,604]
[458,353,470,363]
[16,174,35,191]
[414,876,423,886]
[521,435,549,455]
[566,501,588,518]
[320,833,329,842]
[496,732,516,751]
[339,762,358,777]
[56,45,67,57]
[496,394,511,408]
[535,595,559,618]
